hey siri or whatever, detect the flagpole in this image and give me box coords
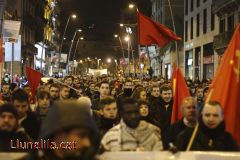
[167,0,179,66]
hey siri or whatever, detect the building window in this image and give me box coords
[211,6,215,31]
[185,21,188,41]
[197,13,200,37]
[185,0,188,15]
[197,0,200,7]
[219,18,225,33]
[191,17,193,39]
[203,8,207,34]
[227,15,234,31]
[190,0,194,12]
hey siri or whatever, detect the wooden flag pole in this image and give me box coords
[186,122,199,151]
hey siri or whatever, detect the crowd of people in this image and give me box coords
[0,74,239,159]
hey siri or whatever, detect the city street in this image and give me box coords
[0,0,239,159]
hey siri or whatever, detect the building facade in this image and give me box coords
[151,0,184,79]
[184,0,240,81]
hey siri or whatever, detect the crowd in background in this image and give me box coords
[0,74,239,159]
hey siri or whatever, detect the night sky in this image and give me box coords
[60,0,152,42]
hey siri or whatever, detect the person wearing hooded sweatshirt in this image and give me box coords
[0,103,31,152]
[27,100,101,160]
[176,101,239,151]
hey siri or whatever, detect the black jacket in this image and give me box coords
[21,112,41,140]
[98,117,119,138]
[0,130,31,152]
[149,96,173,132]
[176,119,239,151]
[164,119,190,149]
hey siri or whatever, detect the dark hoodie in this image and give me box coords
[28,100,100,160]
[176,118,239,151]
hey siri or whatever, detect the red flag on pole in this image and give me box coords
[171,65,190,124]
[137,12,181,47]
[26,67,43,99]
[209,24,240,145]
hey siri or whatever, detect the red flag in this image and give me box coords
[171,65,190,124]
[26,67,43,99]
[209,24,240,145]
[137,12,181,47]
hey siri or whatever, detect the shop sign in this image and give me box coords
[203,55,214,64]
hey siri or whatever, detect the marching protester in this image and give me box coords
[101,98,163,151]
[176,101,239,151]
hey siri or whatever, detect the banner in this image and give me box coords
[2,20,21,42]
[4,35,21,62]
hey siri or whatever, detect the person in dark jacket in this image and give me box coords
[12,89,40,140]
[0,103,31,152]
[117,79,134,108]
[164,97,198,149]
[28,100,100,160]
[35,90,50,122]
[149,85,173,132]
[98,96,119,137]
[92,81,110,111]
[176,101,239,151]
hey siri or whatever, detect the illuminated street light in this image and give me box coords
[67,29,82,73]
[107,58,111,63]
[64,37,66,40]
[129,4,134,9]
[59,14,77,68]
[71,14,77,19]
[120,23,124,27]
[80,37,84,40]
[87,57,90,60]
[114,34,118,38]
[124,36,130,42]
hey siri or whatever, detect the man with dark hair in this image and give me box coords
[149,84,173,133]
[60,85,70,100]
[98,96,119,137]
[0,83,11,102]
[92,81,110,110]
[0,103,31,152]
[101,98,163,151]
[12,89,40,140]
[195,85,204,113]
[35,90,50,121]
[49,83,60,101]
[176,101,239,151]
[64,75,78,99]
[28,100,100,160]
[117,79,134,108]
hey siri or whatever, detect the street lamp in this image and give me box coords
[97,59,101,69]
[107,58,111,63]
[120,23,124,27]
[66,29,82,73]
[124,36,131,75]
[128,3,139,12]
[73,36,84,61]
[58,14,77,67]
[114,34,125,59]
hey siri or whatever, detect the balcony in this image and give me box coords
[212,0,240,16]
[213,29,234,54]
